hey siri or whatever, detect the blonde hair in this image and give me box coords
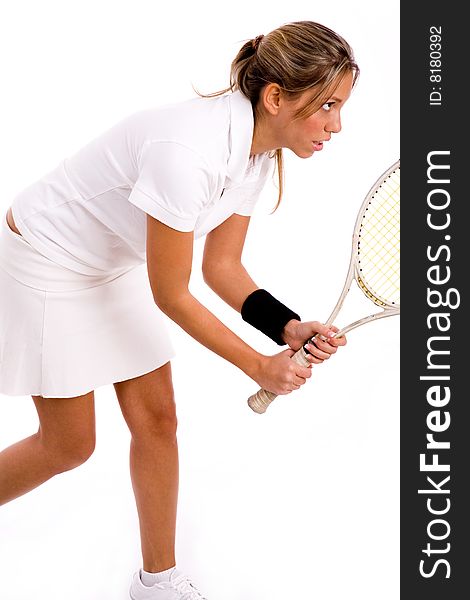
[197,21,359,210]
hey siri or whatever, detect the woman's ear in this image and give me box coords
[260,83,283,116]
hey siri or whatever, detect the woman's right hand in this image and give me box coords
[253,349,312,395]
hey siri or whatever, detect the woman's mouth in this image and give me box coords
[312,141,324,151]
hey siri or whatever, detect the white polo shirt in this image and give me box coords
[11,91,274,276]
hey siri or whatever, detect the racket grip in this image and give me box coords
[247,345,311,414]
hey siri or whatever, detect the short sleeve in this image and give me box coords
[235,184,266,217]
[128,141,214,231]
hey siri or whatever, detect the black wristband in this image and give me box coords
[241,289,301,345]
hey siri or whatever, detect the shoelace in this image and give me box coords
[171,573,208,600]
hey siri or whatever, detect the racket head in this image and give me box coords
[353,160,400,310]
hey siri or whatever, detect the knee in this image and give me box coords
[130,394,178,444]
[42,432,96,474]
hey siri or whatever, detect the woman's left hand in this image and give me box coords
[281,319,347,365]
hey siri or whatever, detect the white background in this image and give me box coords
[0,1,400,599]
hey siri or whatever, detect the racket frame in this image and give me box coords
[247,160,400,414]
[322,158,400,336]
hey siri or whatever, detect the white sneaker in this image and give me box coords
[129,568,208,600]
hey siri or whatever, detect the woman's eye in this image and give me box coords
[322,102,334,111]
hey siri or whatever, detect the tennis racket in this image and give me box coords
[248,159,400,414]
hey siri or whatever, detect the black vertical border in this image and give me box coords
[401,2,468,598]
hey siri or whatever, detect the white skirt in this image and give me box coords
[0,212,175,398]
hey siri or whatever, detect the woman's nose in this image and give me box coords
[326,113,342,134]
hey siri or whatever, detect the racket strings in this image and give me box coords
[356,169,400,307]
[360,207,399,299]
[361,202,399,296]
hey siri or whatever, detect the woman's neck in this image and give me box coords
[250,113,280,157]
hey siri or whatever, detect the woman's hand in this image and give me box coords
[253,349,312,395]
[281,319,347,365]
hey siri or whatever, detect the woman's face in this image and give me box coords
[276,71,354,158]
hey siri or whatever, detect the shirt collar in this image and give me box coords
[227,90,255,184]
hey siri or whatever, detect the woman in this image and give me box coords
[0,20,357,600]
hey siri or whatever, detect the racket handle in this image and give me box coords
[247,346,311,414]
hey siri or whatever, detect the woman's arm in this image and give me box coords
[146,214,312,395]
[202,214,258,311]
[202,214,347,362]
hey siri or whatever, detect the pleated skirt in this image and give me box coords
[0,211,175,398]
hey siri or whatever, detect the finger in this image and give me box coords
[311,322,337,339]
[305,341,331,360]
[295,365,312,379]
[310,338,337,355]
[317,333,347,349]
[282,382,299,394]
[325,326,347,346]
[288,381,302,392]
[293,375,307,386]
[305,353,324,365]
[322,337,346,348]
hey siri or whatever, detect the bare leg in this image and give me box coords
[114,363,178,573]
[0,391,96,506]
